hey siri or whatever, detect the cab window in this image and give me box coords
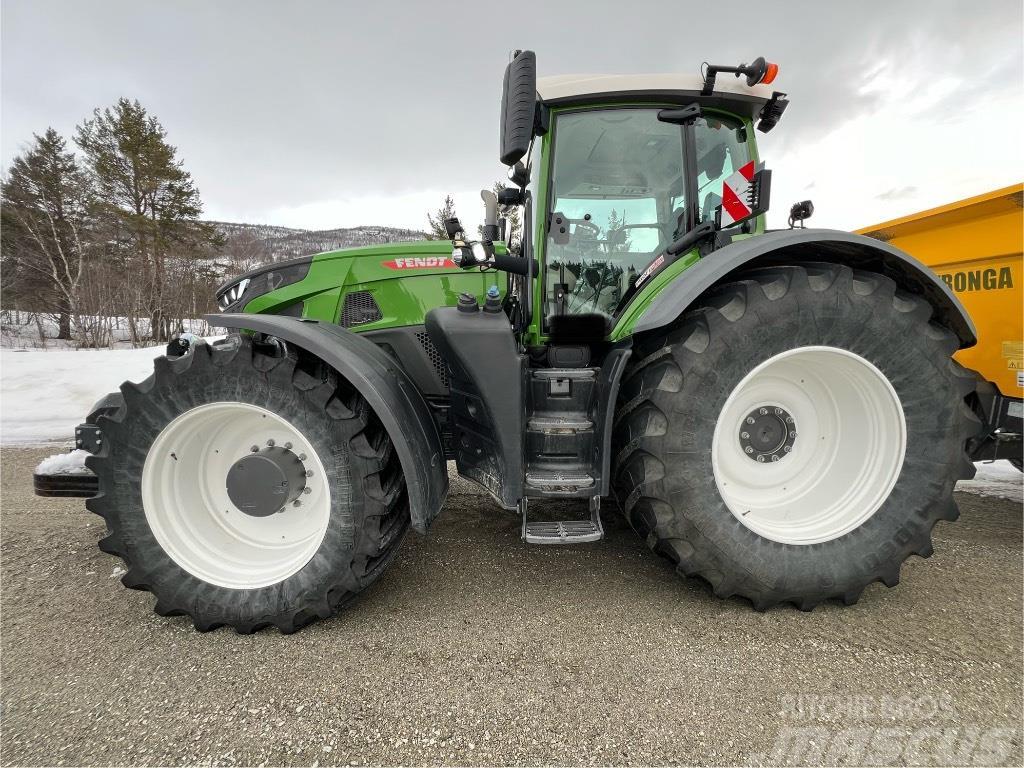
[544,108,686,320]
[694,116,751,225]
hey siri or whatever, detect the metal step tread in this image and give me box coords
[532,368,597,381]
[527,415,594,432]
[523,519,602,544]
[525,471,595,489]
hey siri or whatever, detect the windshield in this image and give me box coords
[544,108,686,320]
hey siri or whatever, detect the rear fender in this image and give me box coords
[631,229,977,347]
[209,314,448,534]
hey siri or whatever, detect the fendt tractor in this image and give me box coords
[35,52,1004,633]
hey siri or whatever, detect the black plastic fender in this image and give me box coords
[632,229,977,347]
[208,314,448,534]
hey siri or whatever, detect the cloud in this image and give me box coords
[2,0,1021,231]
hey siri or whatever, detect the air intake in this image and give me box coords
[340,291,382,327]
[415,330,449,387]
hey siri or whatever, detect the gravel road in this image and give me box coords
[2,446,1021,766]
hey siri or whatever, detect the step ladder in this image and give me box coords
[520,496,604,545]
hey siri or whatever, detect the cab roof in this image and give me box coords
[536,73,776,119]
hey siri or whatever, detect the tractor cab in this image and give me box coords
[447,52,784,351]
[429,52,788,542]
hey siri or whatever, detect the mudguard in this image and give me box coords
[208,314,448,534]
[633,229,977,347]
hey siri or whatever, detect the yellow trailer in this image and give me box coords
[857,184,1023,465]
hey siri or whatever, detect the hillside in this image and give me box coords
[211,221,428,264]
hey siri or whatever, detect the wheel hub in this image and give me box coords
[226,445,307,517]
[738,405,797,463]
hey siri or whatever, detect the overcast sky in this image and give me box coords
[2,0,1022,234]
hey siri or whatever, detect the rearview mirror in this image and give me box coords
[499,50,537,166]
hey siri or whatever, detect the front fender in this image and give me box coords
[208,314,448,534]
[629,229,977,347]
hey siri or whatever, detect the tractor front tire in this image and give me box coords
[613,263,980,610]
[86,335,409,633]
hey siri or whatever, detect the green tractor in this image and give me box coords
[37,52,981,632]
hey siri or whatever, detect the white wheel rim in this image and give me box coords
[711,346,906,545]
[141,402,331,589]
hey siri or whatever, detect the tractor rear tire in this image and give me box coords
[86,335,409,633]
[613,263,980,610]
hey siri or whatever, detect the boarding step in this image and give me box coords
[527,415,593,433]
[532,368,596,380]
[520,497,604,545]
[525,470,594,492]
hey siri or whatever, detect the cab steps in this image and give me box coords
[520,497,604,545]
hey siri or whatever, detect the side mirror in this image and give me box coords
[499,50,537,166]
[443,217,464,241]
[507,161,530,188]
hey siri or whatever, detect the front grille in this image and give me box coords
[340,291,382,327]
[415,330,448,387]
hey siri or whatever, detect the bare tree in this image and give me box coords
[1,129,94,340]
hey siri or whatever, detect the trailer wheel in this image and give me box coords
[86,335,409,633]
[613,263,981,610]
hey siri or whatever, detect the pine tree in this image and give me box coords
[75,98,218,341]
[1,128,94,339]
[426,195,458,240]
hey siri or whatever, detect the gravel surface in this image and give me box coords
[2,446,1021,766]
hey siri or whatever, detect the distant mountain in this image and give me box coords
[210,221,428,266]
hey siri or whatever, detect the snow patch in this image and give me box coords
[957,460,1023,502]
[1,340,219,445]
[35,449,92,475]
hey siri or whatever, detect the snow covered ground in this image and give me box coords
[2,344,1021,501]
[1,310,211,349]
[1,343,177,444]
[957,459,1023,501]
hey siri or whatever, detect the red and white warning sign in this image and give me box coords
[719,160,760,227]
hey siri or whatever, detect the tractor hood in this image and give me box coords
[223,240,503,331]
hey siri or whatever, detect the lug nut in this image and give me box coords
[784,445,792,453]
[746,417,755,425]
[759,407,768,415]
[305,470,314,477]
[250,445,259,453]
[284,442,293,449]
[740,431,750,439]
[744,446,754,454]
[292,500,301,507]
[298,453,307,461]
[266,439,275,447]
[771,455,780,462]
[756,455,766,462]
[303,487,311,495]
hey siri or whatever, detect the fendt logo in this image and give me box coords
[939,267,1014,292]
[381,257,456,270]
